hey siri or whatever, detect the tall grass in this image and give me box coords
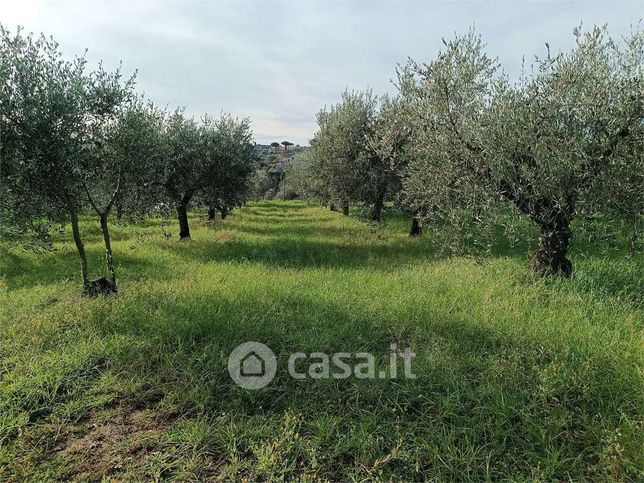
[0,201,642,480]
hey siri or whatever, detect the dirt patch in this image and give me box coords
[53,403,178,480]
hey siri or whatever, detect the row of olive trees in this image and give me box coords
[290,25,643,276]
[0,26,257,294]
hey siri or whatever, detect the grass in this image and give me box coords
[0,201,642,480]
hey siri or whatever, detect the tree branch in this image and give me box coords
[105,170,123,213]
[83,181,102,216]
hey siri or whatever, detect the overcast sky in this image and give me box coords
[2,1,642,145]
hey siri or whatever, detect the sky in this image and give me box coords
[1,1,642,145]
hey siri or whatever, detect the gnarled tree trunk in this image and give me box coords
[220,206,228,219]
[529,215,573,277]
[409,217,422,237]
[330,203,336,212]
[208,206,216,221]
[500,180,574,278]
[342,202,349,216]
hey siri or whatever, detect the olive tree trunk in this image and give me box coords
[529,215,573,277]
[177,200,191,240]
[342,202,349,216]
[69,206,90,290]
[99,213,117,289]
[208,206,216,221]
[220,206,228,219]
[500,181,573,278]
[370,193,385,222]
[409,217,422,237]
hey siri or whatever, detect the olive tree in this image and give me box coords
[155,110,203,239]
[107,100,167,221]
[305,90,408,221]
[311,89,378,216]
[285,147,330,205]
[75,64,139,292]
[1,28,88,288]
[399,26,643,276]
[200,114,255,220]
[487,26,643,275]
[153,111,254,237]
[81,97,169,292]
[365,94,409,221]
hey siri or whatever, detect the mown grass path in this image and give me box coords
[1,201,642,480]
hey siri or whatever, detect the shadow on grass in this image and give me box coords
[0,248,183,291]
[87,286,631,414]
[49,289,637,480]
[155,232,440,271]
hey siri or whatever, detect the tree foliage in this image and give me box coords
[200,114,256,219]
[290,89,409,221]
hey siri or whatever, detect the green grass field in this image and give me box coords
[1,201,642,480]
